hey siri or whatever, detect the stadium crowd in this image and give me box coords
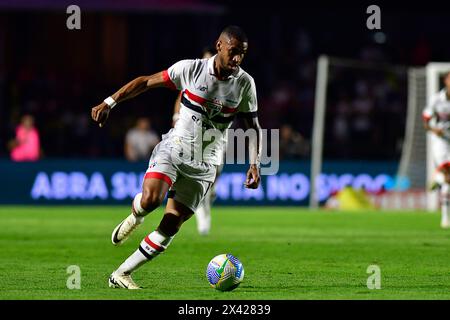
[0,8,445,161]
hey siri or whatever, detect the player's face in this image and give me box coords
[22,115,34,128]
[445,73,450,89]
[217,37,248,73]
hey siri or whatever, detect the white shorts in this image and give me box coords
[431,134,450,170]
[144,130,216,212]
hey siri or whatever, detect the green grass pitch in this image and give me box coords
[0,206,450,300]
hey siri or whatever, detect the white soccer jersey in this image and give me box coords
[423,89,450,139]
[162,54,258,165]
[423,89,450,167]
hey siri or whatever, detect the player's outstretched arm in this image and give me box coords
[422,96,445,137]
[91,72,167,128]
[423,116,444,137]
[242,115,262,189]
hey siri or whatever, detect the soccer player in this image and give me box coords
[172,46,220,236]
[423,71,450,229]
[91,25,262,289]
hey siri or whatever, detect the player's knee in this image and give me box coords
[141,190,165,211]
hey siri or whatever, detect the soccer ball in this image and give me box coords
[206,253,244,291]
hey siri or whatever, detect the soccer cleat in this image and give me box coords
[198,229,210,236]
[111,214,143,246]
[108,272,142,290]
[441,221,450,229]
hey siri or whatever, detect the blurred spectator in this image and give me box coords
[8,114,41,162]
[333,93,352,144]
[260,83,298,129]
[350,80,374,157]
[359,43,386,62]
[124,117,160,162]
[279,124,310,160]
[0,10,416,160]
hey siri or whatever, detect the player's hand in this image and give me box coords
[244,165,261,189]
[91,102,111,128]
[431,128,444,137]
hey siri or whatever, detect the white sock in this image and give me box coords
[116,230,174,275]
[441,183,449,225]
[132,192,149,219]
[197,185,213,235]
[116,250,148,275]
[196,195,211,235]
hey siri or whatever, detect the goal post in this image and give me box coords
[310,57,450,210]
[396,62,450,211]
[310,55,409,209]
[396,67,426,191]
[309,55,329,209]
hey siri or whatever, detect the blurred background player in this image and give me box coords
[422,71,450,228]
[279,124,310,160]
[8,114,41,162]
[172,46,217,236]
[124,117,160,162]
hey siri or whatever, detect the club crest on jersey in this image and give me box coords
[204,98,223,118]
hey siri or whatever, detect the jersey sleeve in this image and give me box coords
[238,77,258,115]
[163,59,195,91]
[422,92,439,121]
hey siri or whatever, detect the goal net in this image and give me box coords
[310,55,413,209]
[399,63,450,211]
[311,56,450,210]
